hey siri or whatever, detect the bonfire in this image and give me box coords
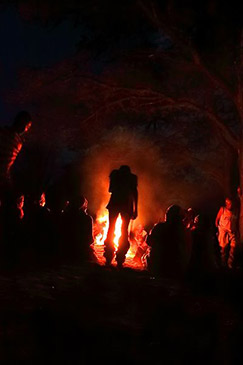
[93,210,146,268]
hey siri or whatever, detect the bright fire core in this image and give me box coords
[93,211,140,267]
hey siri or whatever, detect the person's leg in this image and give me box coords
[228,232,236,269]
[218,228,228,267]
[116,213,130,267]
[104,210,119,265]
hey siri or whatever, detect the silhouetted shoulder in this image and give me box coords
[151,222,165,235]
[130,173,137,189]
[147,222,165,246]
[0,127,23,178]
[109,169,119,178]
[109,169,119,192]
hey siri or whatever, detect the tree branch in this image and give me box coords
[79,85,238,150]
[138,0,240,111]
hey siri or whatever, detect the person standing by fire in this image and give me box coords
[104,165,138,268]
[215,197,238,269]
[0,111,32,261]
[0,111,32,197]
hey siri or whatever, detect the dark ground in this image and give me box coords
[0,262,243,364]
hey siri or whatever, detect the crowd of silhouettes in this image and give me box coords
[0,112,242,277]
[144,194,241,279]
[0,188,240,275]
[0,111,96,270]
[0,190,97,270]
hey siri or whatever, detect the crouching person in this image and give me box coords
[215,197,238,269]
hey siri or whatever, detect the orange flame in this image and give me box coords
[94,211,134,258]
[113,214,122,249]
[93,211,146,269]
[95,211,109,246]
[94,211,122,251]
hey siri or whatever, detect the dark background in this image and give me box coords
[0,0,242,226]
[0,2,243,364]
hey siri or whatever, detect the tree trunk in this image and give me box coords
[239,144,243,243]
[237,30,243,241]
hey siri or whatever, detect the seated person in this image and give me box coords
[188,213,217,275]
[146,205,187,277]
[1,192,25,267]
[62,195,97,264]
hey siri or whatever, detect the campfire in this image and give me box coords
[93,210,145,268]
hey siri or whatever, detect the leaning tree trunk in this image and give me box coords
[237,30,243,243]
[237,108,243,243]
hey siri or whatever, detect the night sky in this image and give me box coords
[0,0,242,224]
[0,0,239,120]
[0,5,83,121]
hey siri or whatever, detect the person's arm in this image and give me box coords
[108,178,112,193]
[146,229,153,247]
[215,207,223,228]
[108,170,117,193]
[132,188,138,220]
[131,175,138,220]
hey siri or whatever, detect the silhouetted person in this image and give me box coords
[26,192,54,266]
[235,187,243,267]
[1,192,25,268]
[62,195,97,264]
[235,186,241,240]
[183,207,198,231]
[182,207,199,266]
[235,187,241,215]
[104,165,138,268]
[146,205,187,277]
[215,197,238,269]
[0,111,32,199]
[44,188,69,261]
[188,214,217,276]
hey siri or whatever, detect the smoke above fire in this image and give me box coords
[81,126,188,230]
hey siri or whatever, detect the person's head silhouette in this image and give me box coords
[119,165,131,175]
[165,205,182,223]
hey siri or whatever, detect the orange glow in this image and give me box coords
[94,211,138,264]
[94,210,109,246]
[94,211,122,251]
[113,214,122,249]
[39,192,46,207]
[24,121,32,132]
